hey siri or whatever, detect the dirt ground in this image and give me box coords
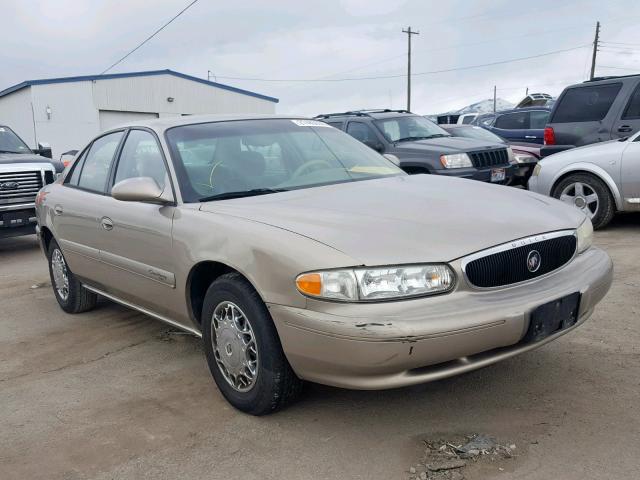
[1,214,639,480]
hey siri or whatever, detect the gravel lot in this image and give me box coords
[1,214,639,480]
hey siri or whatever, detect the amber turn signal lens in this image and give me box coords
[296,273,322,296]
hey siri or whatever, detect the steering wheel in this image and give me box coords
[291,160,333,179]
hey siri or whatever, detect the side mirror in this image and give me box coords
[383,153,400,166]
[36,142,52,159]
[112,177,172,204]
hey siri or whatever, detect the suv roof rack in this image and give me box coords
[314,109,412,119]
[583,73,639,83]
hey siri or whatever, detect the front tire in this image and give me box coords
[47,239,97,313]
[552,173,615,229]
[202,273,302,415]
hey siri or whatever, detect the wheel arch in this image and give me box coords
[185,260,264,327]
[40,225,54,252]
[551,164,622,211]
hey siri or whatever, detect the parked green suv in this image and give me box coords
[315,109,516,184]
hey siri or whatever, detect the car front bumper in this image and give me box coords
[269,247,612,389]
[0,206,38,239]
[433,164,516,184]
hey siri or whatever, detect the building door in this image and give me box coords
[98,110,159,132]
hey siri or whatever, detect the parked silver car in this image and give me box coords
[528,132,640,229]
[36,115,612,415]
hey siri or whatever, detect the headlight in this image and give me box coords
[512,152,538,164]
[576,218,593,253]
[532,163,542,176]
[296,264,455,301]
[440,153,473,169]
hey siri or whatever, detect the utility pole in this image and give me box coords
[402,26,419,111]
[493,85,497,113]
[590,21,600,80]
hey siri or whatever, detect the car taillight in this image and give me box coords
[544,126,555,145]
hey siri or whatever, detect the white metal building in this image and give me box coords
[0,69,278,156]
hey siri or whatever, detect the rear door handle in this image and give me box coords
[53,205,63,216]
[100,217,114,231]
[618,125,633,133]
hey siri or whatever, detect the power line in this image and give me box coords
[100,0,200,74]
[599,64,638,71]
[215,45,590,83]
[601,41,640,47]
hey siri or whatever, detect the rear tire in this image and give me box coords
[202,273,302,415]
[552,173,615,229]
[47,239,97,313]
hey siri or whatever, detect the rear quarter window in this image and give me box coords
[622,83,640,120]
[495,112,528,129]
[552,83,622,123]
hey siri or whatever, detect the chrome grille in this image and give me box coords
[0,170,44,205]
[462,232,577,288]
[468,148,509,168]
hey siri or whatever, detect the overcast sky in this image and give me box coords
[3,0,640,115]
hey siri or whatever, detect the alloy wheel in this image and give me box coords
[559,182,599,219]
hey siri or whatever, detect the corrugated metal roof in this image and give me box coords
[0,69,278,103]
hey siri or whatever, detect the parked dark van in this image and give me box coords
[542,74,640,157]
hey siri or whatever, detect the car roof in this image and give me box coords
[103,114,310,132]
[494,107,551,114]
[315,110,415,120]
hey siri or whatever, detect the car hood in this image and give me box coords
[394,136,504,155]
[0,153,62,172]
[540,139,625,167]
[199,175,584,266]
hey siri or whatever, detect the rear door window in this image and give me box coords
[66,149,88,186]
[529,110,550,129]
[622,83,640,120]
[552,83,622,123]
[77,131,124,193]
[326,121,344,129]
[494,112,528,129]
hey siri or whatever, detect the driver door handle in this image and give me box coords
[100,217,114,231]
[53,205,63,216]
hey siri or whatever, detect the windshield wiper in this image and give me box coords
[395,134,452,143]
[423,133,451,139]
[395,136,430,142]
[0,149,22,154]
[199,188,289,202]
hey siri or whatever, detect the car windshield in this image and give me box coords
[165,119,405,202]
[374,116,450,142]
[448,126,505,143]
[0,126,31,154]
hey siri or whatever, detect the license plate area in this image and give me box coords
[524,292,581,343]
[491,168,506,182]
[0,210,35,228]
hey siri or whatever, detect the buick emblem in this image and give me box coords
[527,250,542,273]
[0,181,20,191]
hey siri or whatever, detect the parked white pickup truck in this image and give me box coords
[0,125,62,238]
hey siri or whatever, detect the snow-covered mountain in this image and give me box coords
[452,98,514,114]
